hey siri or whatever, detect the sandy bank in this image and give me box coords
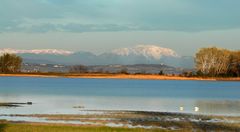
[0,73,240,81]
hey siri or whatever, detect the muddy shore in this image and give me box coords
[1,110,240,131]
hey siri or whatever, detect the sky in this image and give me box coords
[0,0,240,56]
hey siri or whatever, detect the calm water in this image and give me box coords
[0,77,240,116]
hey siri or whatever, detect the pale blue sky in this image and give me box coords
[0,0,240,55]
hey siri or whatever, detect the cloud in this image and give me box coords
[0,0,240,33]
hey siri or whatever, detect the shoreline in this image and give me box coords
[0,73,240,81]
[1,110,240,131]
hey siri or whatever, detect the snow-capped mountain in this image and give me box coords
[111,45,179,59]
[0,48,73,55]
[0,45,194,68]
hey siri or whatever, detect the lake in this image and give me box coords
[0,77,240,116]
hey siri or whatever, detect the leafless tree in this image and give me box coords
[195,47,234,76]
[0,53,22,73]
[69,65,88,73]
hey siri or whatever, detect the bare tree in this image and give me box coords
[69,65,88,73]
[195,47,232,76]
[214,49,231,75]
[195,47,219,75]
[119,68,128,74]
[229,51,240,76]
[0,53,22,73]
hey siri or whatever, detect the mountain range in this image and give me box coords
[0,45,194,68]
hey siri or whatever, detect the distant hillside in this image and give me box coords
[88,64,184,74]
[22,63,185,74]
[1,45,194,68]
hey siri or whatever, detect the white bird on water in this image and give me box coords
[179,106,184,111]
[194,107,199,112]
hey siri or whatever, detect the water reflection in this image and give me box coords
[195,100,240,115]
[1,95,240,116]
[0,77,240,116]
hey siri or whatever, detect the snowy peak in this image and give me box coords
[0,46,193,68]
[0,48,74,55]
[111,45,179,59]
[0,45,178,58]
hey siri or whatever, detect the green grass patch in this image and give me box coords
[0,123,168,132]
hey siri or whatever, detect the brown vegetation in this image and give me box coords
[0,53,22,73]
[0,73,240,81]
[195,47,240,77]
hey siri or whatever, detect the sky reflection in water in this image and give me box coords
[0,77,240,116]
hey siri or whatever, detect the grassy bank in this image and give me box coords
[0,73,240,81]
[0,122,166,132]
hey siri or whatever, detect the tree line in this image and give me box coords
[195,47,240,77]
